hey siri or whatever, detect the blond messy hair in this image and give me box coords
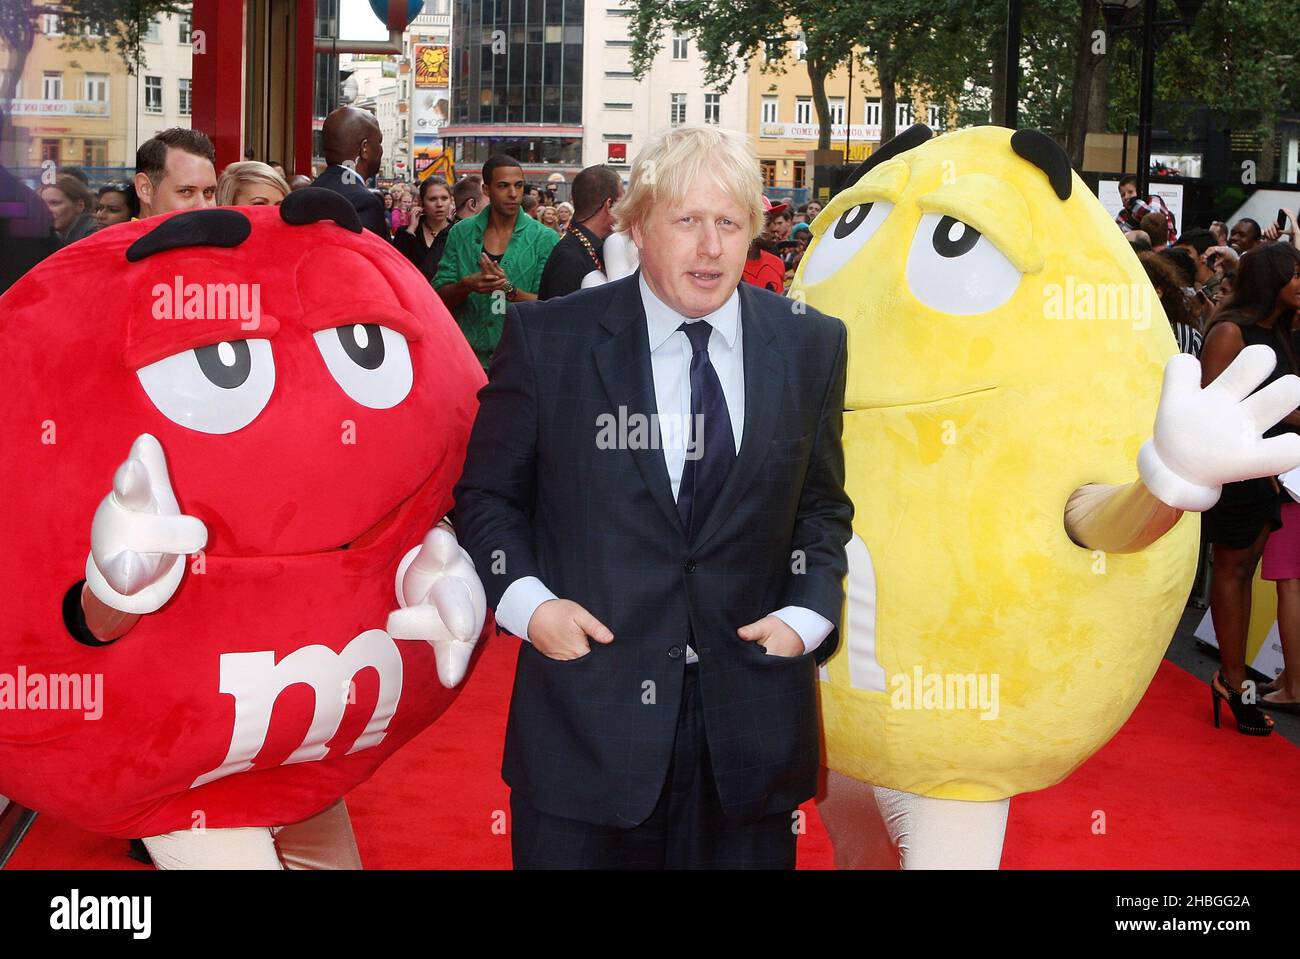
[612,125,765,241]
[216,160,290,207]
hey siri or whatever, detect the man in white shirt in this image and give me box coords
[453,125,852,869]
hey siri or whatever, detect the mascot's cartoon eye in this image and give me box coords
[799,201,894,286]
[313,324,413,409]
[136,339,276,434]
[905,212,1022,315]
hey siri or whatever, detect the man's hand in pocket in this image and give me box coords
[528,599,614,660]
[738,616,805,657]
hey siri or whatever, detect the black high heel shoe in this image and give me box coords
[1211,671,1275,736]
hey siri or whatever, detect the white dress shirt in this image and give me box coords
[494,275,832,658]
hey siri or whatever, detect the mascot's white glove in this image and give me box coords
[1140,344,1300,511]
[579,230,641,288]
[387,522,487,689]
[85,433,208,614]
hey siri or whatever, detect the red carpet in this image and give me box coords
[8,642,1300,869]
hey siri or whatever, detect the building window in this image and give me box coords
[607,7,632,14]
[927,103,943,129]
[761,96,779,125]
[704,92,720,125]
[795,97,812,125]
[145,75,163,113]
[179,14,192,44]
[865,97,881,128]
[84,139,108,166]
[606,39,632,47]
[897,101,914,127]
[145,18,160,43]
[605,70,635,78]
[761,159,777,187]
[829,97,845,126]
[39,14,61,34]
[179,78,191,115]
[670,93,687,126]
[604,101,634,110]
[672,32,688,60]
[43,72,62,100]
[84,74,108,103]
[41,139,61,164]
[793,160,806,189]
[763,40,783,64]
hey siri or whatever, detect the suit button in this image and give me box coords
[668,645,683,659]
[684,560,697,573]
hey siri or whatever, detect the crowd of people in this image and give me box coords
[29,117,1300,738]
[1116,174,1300,733]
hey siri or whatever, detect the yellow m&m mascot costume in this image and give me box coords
[792,125,1300,868]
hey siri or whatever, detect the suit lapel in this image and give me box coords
[692,282,785,551]
[592,272,685,534]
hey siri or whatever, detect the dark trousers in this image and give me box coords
[510,664,798,869]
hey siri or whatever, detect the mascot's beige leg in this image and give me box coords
[141,800,361,870]
[872,785,1010,869]
[816,770,901,869]
[142,825,284,869]
[272,799,362,870]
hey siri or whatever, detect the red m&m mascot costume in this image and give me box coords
[0,191,487,868]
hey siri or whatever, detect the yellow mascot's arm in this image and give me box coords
[1064,481,1184,554]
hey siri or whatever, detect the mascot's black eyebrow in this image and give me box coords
[125,188,363,262]
[126,209,252,262]
[1010,129,1073,201]
[844,123,934,189]
[279,187,363,233]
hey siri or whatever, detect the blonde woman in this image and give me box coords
[216,161,290,207]
[555,201,573,233]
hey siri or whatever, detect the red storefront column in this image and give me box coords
[191,0,248,169]
[294,0,316,176]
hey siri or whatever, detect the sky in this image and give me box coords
[339,0,398,41]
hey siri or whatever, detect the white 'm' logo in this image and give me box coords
[192,629,403,788]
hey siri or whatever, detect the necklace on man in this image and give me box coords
[572,227,603,273]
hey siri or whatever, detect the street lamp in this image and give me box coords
[1100,0,1203,196]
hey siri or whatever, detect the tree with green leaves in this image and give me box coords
[628,0,868,150]
[1,1,189,160]
[1104,0,1300,180]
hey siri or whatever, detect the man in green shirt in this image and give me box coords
[435,155,560,369]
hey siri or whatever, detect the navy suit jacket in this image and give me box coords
[312,164,389,240]
[453,271,852,827]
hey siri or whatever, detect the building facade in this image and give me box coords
[747,34,944,204]
[443,0,585,176]
[582,5,748,175]
[9,12,133,181]
[128,11,195,156]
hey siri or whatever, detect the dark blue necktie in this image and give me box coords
[676,320,736,539]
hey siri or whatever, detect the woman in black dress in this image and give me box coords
[392,176,453,283]
[1202,242,1300,734]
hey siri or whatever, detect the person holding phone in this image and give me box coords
[1264,207,1299,245]
[435,155,560,370]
